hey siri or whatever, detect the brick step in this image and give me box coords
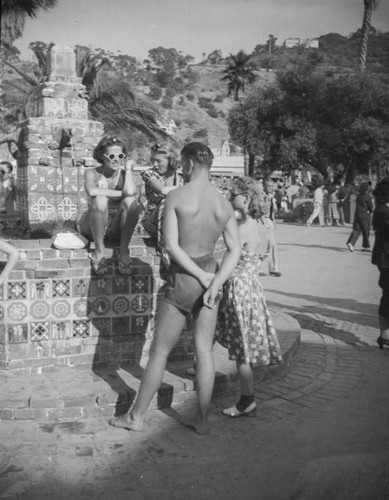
[0,310,301,420]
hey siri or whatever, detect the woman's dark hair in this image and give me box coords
[150,142,179,170]
[93,135,128,164]
[181,142,214,168]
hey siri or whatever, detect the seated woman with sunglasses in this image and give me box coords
[78,135,139,275]
[141,143,184,265]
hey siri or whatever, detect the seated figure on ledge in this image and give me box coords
[141,142,184,267]
[0,161,16,215]
[78,135,139,275]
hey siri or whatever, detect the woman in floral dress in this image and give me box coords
[216,177,283,418]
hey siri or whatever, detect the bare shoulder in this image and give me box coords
[85,167,98,181]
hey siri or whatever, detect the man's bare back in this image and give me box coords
[167,181,232,257]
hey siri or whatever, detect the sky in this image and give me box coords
[14,0,389,63]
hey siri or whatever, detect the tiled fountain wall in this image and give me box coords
[15,45,103,235]
[0,235,229,374]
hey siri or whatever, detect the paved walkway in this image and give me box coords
[1,223,388,500]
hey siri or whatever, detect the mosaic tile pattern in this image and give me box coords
[8,302,28,322]
[131,295,150,314]
[51,321,72,340]
[52,300,71,318]
[90,318,111,337]
[7,282,27,300]
[31,321,50,341]
[72,278,90,297]
[30,300,50,320]
[112,296,130,315]
[1,274,161,349]
[73,320,89,338]
[8,324,28,343]
[53,280,71,298]
[71,298,88,320]
[91,297,111,316]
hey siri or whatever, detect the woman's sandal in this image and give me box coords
[89,254,109,275]
[118,258,133,275]
[222,402,256,418]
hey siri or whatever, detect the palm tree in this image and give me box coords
[359,0,380,71]
[221,50,257,101]
[1,0,58,47]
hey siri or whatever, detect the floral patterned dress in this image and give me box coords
[215,248,283,366]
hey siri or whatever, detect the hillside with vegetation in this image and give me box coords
[1,27,388,169]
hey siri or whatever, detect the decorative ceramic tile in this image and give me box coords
[30,300,50,320]
[31,321,50,341]
[0,325,5,344]
[131,294,150,314]
[131,315,149,335]
[30,281,51,300]
[57,196,78,221]
[52,300,71,318]
[8,324,28,343]
[72,320,89,338]
[91,297,111,316]
[112,316,130,336]
[91,277,112,296]
[72,278,90,297]
[73,299,88,318]
[90,317,111,337]
[112,296,130,316]
[7,302,28,322]
[52,279,71,298]
[51,321,72,340]
[30,166,56,192]
[112,276,130,294]
[29,195,55,222]
[131,276,149,294]
[7,281,27,300]
[57,167,81,193]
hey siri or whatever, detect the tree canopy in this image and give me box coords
[228,58,389,180]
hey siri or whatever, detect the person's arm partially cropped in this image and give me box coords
[203,212,241,309]
[122,160,138,197]
[147,176,178,197]
[163,194,214,285]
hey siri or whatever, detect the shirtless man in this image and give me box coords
[110,142,241,434]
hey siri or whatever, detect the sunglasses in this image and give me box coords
[230,191,246,199]
[0,171,7,175]
[103,153,126,161]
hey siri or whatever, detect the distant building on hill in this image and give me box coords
[157,118,177,136]
[284,37,319,49]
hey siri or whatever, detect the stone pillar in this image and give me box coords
[16,45,104,235]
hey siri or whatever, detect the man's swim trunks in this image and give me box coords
[162,254,218,313]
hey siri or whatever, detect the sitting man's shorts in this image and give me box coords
[162,254,218,314]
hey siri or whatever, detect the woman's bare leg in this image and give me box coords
[88,196,109,261]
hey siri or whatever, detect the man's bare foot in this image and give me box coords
[181,416,210,435]
[109,413,143,432]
